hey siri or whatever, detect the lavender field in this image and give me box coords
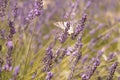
[0,0,120,80]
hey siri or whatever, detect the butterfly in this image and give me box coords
[53,20,78,35]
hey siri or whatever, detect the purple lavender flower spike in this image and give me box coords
[46,71,53,80]
[107,62,118,80]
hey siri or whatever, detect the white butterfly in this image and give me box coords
[53,20,78,34]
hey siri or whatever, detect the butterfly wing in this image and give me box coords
[68,26,74,34]
[53,22,66,30]
[54,21,74,34]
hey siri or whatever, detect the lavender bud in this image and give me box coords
[11,66,20,80]
[107,52,116,61]
[71,14,87,39]
[8,21,16,36]
[3,64,12,71]
[32,71,37,79]
[97,50,104,59]
[6,41,14,50]
[107,62,118,80]
[25,0,43,23]
[59,32,68,43]
[0,0,8,17]
[81,54,89,64]
[13,66,20,76]
[12,3,18,20]
[83,0,91,12]
[82,58,100,80]
[59,22,71,43]
[43,46,53,72]
[93,59,100,66]
[46,72,53,80]
[60,48,67,59]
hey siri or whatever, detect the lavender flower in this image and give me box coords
[97,50,104,59]
[0,29,6,39]
[64,0,79,19]
[43,46,53,72]
[82,0,92,14]
[13,66,20,76]
[81,58,100,80]
[0,0,8,17]
[54,47,61,63]
[68,33,83,80]
[71,13,87,39]
[32,71,37,79]
[12,66,20,80]
[81,54,89,64]
[8,20,16,39]
[6,41,14,50]
[107,62,118,80]
[107,52,116,61]
[67,33,83,56]
[12,3,18,21]
[25,0,43,23]
[3,40,14,71]
[88,23,104,35]
[88,35,103,49]
[60,48,67,59]
[68,52,82,80]
[59,22,70,43]
[102,31,111,40]
[46,71,53,80]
